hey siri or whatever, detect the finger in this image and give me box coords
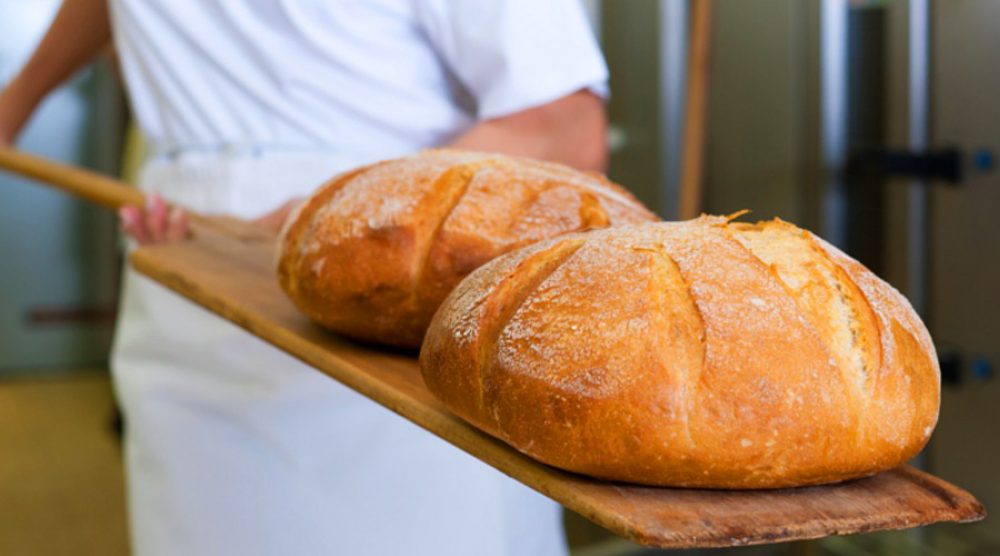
[119,206,151,245]
[145,194,169,242]
[165,208,189,242]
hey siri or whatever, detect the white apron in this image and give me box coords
[111,149,567,556]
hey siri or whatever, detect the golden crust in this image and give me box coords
[419,217,940,489]
[277,149,658,347]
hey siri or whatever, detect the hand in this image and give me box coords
[118,194,189,245]
[251,198,304,236]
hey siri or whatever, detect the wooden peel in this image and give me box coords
[678,0,714,220]
[0,146,271,242]
[129,228,985,548]
[0,148,987,548]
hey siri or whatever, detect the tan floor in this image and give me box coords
[0,371,129,556]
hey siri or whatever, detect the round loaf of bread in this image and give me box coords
[277,149,657,347]
[419,216,940,488]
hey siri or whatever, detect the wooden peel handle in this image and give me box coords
[0,146,147,210]
[0,146,275,242]
[679,0,713,220]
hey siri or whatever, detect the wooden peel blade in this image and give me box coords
[0,146,272,243]
[1,147,987,547]
[127,226,987,548]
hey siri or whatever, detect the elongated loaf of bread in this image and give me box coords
[419,216,940,489]
[277,149,657,347]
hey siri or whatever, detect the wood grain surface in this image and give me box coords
[128,227,986,548]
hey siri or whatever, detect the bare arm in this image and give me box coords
[0,1,174,241]
[0,0,113,144]
[449,89,607,172]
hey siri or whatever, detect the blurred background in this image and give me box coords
[0,0,996,554]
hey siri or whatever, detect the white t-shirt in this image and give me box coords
[108,0,608,160]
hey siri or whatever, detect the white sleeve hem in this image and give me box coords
[478,70,609,121]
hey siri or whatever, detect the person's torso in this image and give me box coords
[109,0,476,158]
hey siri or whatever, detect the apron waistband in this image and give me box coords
[146,142,343,163]
[138,147,372,217]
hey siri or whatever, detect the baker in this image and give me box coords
[0,1,608,554]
